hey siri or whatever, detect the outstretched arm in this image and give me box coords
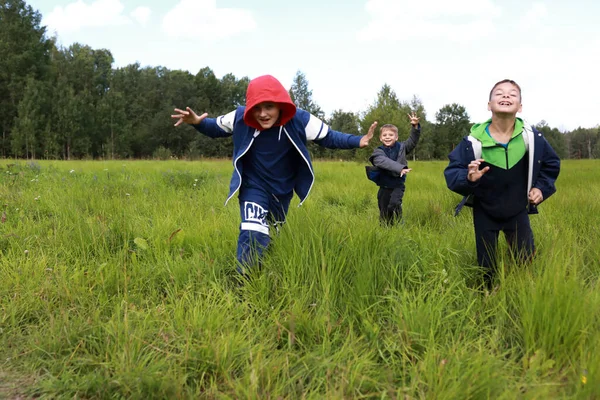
[171,107,235,138]
[303,111,376,149]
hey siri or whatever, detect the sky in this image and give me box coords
[27,0,600,131]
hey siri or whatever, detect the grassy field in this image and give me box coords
[0,158,598,399]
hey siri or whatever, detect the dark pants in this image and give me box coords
[377,185,405,225]
[236,187,292,274]
[473,206,535,286]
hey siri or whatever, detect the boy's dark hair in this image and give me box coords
[489,79,522,101]
[379,124,398,135]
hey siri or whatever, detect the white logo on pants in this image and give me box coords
[242,202,269,235]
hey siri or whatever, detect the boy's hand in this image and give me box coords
[407,112,420,127]
[172,107,207,126]
[359,121,378,148]
[529,188,543,205]
[401,168,412,177]
[467,159,490,182]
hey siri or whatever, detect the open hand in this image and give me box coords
[401,168,412,177]
[171,107,207,126]
[467,159,490,182]
[529,188,543,205]
[359,121,378,148]
[407,112,420,127]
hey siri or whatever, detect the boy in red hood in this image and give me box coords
[172,74,376,275]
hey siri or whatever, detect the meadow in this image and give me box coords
[0,158,598,399]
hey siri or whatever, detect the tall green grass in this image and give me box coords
[0,159,598,399]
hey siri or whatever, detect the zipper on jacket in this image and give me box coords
[283,127,315,206]
[225,130,260,205]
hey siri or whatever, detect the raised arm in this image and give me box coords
[171,107,235,138]
[403,112,421,154]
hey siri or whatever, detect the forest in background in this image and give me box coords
[1,0,598,161]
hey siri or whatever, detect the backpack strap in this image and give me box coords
[522,121,532,153]
[466,135,482,160]
[522,121,535,195]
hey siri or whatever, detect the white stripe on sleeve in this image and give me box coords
[216,110,236,133]
[305,114,329,141]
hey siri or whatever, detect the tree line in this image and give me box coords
[1,0,598,161]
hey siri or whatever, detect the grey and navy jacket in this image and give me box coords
[444,119,560,217]
[369,124,421,188]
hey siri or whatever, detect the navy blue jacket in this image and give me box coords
[445,125,560,216]
[194,107,362,205]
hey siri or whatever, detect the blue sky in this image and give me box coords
[28,0,600,131]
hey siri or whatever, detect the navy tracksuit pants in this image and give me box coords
[377,185,405,225]
[473,206,535,283]
[236,186,292,273]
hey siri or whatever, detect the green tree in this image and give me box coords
[288,70,328,158]
[97,80,130,159]
[359,84,413,160]
[11,76,46,158]
[289,70,324,119]
[0,0,52,156]
[566,127,599,159]
[533,120,568,159]
[432,103,471,159]
[50,44,109,158]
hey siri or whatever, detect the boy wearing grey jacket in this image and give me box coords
[368,113,421,225]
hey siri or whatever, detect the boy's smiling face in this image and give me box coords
[380,128,398,147]
[251,102,281,130]
[488,82,522,115]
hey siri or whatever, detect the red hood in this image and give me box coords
[243,75,297,130]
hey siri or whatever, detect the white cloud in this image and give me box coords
[522,2,548,24]
[162,0,256,40]
[44,0,129,34]
[131,7,151,26]
[358,0,502,42]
